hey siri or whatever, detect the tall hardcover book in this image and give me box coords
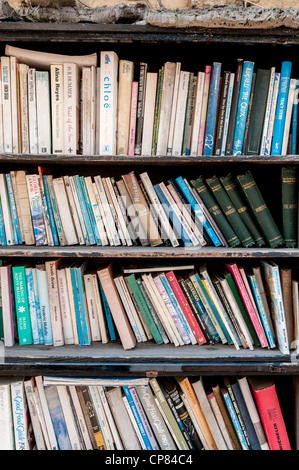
[271,61,292,155]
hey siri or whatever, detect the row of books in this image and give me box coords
[0,374,291,450]
[1,259,296,356]
[0,166,289,249]
[1,45,298,157]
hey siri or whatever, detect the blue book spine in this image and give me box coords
[174,176,221,247]
[232,61,255,155]
[79,177,101,246]
[99,280,116,341]
[0,202,7,246]
[70,267,85,346]
[76,266,91,345]
[291,79,299,154]
[204,62,222,156]
[32,268,44,344]
[248,275,275,348]
[35,268,52,345]
[159,273,192,342]
[46,176,65,246]
[73,175,95,245]
[5,174,21,244]
[25,267,40,344]
[153,184,192,247]
[271,61,292,155]
[190,275,220,342]
[123,386,152,450]
[44,385,72,450]
[223,390,249,450]
[42,175,59,246]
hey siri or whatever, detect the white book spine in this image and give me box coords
[207,392,235,450]
[0,173,14,245]
[105,177,132,246]
[97,385,124,450]
[18,63,29,154]
[118,275,147,342]
[114,276,142,343]
[0,383,14,449]
[190,71,205,156]
[0,68,4,153]
[281,78,296,155]
[94,175,120,246]
[167,62,181,155]
[63,63,79,155]
[141,72,158,156]
[84,273,101,342]
[36,71,51,154]
[45,261,64,347]
[56,268,75,345]
[100,51,118,155]
[260,67,275,156]
[63,175,85,246]
[140,171,179,248]
[68,386,93,450]
[11,380,30,450]
[52,178,78,246]
[95,67,101,155]
[172,71,189,156]
[28,68,38,154]
[68,175,88,245]
[1,56,12,152]
[221,72,235,156]
[93,181,112,246]
[56,385,82,450]
[65,267,79,345]
[264,72,280,155]
[50,64,64,154]
[24,379,46,450]
[90,65,96,155]
[89,385,115,450]
[10,57,20,153]
[82,66,91,155]
[122,395,145,449]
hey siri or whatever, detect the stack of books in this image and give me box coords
[0,374,291,450]
[0,167,290,249]
[1,259,297,355]
[1,45,298,157]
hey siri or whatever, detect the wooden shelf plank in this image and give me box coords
[0,246,298,258]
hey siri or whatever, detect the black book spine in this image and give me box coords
[215,71,230,156]
[226,58,243,155]
[135,62,148,156]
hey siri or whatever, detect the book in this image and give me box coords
[128,81,138,156]
[271,61,292,155]
[18,63,29,154]
[249,377,291,450]
[12,265,33,345]
[226,58,243,155]
[135,62,147,156]
[117,60,134,155]
[167,62,181,155]
[214,70,230,156]
[1,56,12,152]
[11,379,30,450]
[172,70,189,156]
[156,62,176,156]
[97,264,136,350]
[141,72,158,156]
[36,71,51,154]
[0,379,15,449]
[282,167,298,248]
[204,62,222,156]
[52,177,78,246]
[281,78,296,155]
[63,63,79,155]
[50,64,64,154]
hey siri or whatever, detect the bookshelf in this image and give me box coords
[0,19,298,452]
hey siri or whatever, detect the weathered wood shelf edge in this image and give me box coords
[0,343,297,376]
[0,246,298,258]
[1,154,299,165]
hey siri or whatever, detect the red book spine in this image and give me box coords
[166,271,206,345]
[226,263,268,348]
[251,383,291,450]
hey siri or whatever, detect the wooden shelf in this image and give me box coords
[0,343,297,376]
[0,246,298,258]
[1,154,299,166]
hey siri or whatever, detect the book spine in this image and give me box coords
[172,71,189,156]
[222,389,249,450]
[232,61,254,155]
[79,176,101,246]
[26,174,47,246]
[151,67,164,156]
[25,267,39,344]
[264,72,280,155]
[167,62,181,155]
[11,381,29,450]
[242,72,256,154]
[281,78,296,155]
[128,81,138,156]
[291,79,299,154]
[248,274,275,348]
[182,72,194,156]
[64,63,79,155]
[70,267,85,345]
[28,67,38,154]
[31,268,44,344]
[220,172,265,247]
[50,64,64,154]
[57,269,75,344]
[117,60,134,156]
[237,170,284,248]
[260,67,275,155]
[1,56,12,152]
[226,58,243,155]
[204,62,221,155]
[36,71,51,154]
[42,175,59,246]
[206,175,255,248]
[135,62,147,156]
[123,386,152,450]
[157,62,176,156]
[12,266,33,345]
[271,61,292,155]
[45,261,64,347]
[73,174,95,245]
[282,166,298,247]
[197,65,211,155]
[46,175,66,246]
[5,174,22,245]
[214,71,230,155]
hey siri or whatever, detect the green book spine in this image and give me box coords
[126,274,163,344]
[244,69,270,155]
[220,172,265,247]
[151,67,164,156]
[236,170,284,248]
[206,175,255,248]
[182,72,194,156]
[149,378,189,450]
[136,278,168,344]
[226,272,260,347]
[282,167,298,248]
[190,176,241,247]
[12,266,33,345]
